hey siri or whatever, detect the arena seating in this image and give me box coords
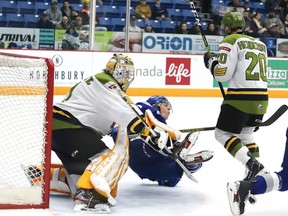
[0,0,271,34]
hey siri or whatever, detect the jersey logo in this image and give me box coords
[219,46,231,52]
[106,82,117,90]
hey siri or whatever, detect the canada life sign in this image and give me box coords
[165,57,191,85]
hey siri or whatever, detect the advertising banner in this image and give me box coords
[142,33,223,54]
[0,49,286,97]
[0,27,40,49]
[276,38,288,57]
[54,30,142,51]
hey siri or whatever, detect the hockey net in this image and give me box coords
[0,52,54,209]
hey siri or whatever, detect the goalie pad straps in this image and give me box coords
[77,126,129,206]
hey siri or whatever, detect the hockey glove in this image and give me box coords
[203,52,218,75]
[141,131,172,151]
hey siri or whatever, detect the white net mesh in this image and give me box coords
[0,54,50,206]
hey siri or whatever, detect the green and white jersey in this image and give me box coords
[214,34,269,114]
[54,72,137,135]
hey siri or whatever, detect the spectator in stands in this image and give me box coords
[204,22,218,35]
[250,12,268,40]
[243,10,254,37]
[79,0,91,25]
[82,14,107,31]
[190,23,201,35]
[134,0,152,20]
[46,0,63,27]
[264,9,285,37]
[265,0,282,12]
[175,21,191,34]
[123,16,143,32]
[266,24,283,38]
[35,11,55,29]
[144,23,155,33]
[61,0,79,22]
[151,0,171,21]
[62,24,80,50]
[283,13,288,37]
[279,0,288,23]
[73,16,84,30]
[227,0,241,7]
[55,15,70,29]
[243,0,253,14]
[227,0,244,13]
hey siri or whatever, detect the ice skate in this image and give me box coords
[173,131,200,159]
[244,157,264,181]
[227,180,252,216]
[73,189,111,214]
[184,150,214,164]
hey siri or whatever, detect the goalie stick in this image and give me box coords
[187,0,225,98]
[180,104,288,133]
[114,86,198,183]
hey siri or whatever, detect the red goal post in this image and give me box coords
[0,52,54,209]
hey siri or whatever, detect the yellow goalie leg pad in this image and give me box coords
[89,126,130,206]
[77,170,94,189]
[145,109,182,140]
[77,151,110,189]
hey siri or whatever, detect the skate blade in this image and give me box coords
[227,182,241,216]
[73,203,111,214]
[185,150,214,163]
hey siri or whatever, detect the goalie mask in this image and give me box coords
[221,12,245,35]
[105,53,135,91]
[147,95,172,112]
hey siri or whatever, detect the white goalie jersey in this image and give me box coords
[55,72,137,135]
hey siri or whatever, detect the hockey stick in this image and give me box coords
[187,0,225,98]
[180,104,288,133]
[114,87,198,183]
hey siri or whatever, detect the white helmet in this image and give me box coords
[105,53,135,91]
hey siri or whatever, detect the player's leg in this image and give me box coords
[75,126,130,213]
[227,127,288,215]
[52,127,108,196]
[215,104,264,180]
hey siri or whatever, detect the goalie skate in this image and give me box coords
[227,181,252,216]
[73,189,112,214]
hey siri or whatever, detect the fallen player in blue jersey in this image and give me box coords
[227,126,288,215]
[113,95,214,187]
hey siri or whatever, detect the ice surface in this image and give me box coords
[0,97,287,216]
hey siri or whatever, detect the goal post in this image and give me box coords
[0,52,54,209]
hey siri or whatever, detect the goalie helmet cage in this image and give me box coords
[0,52,54,209]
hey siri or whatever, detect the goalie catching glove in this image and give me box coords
[203,52,219,75]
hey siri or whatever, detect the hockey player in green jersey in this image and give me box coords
[203,12,268,181]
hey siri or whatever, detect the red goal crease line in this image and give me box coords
[0,86,46,95]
